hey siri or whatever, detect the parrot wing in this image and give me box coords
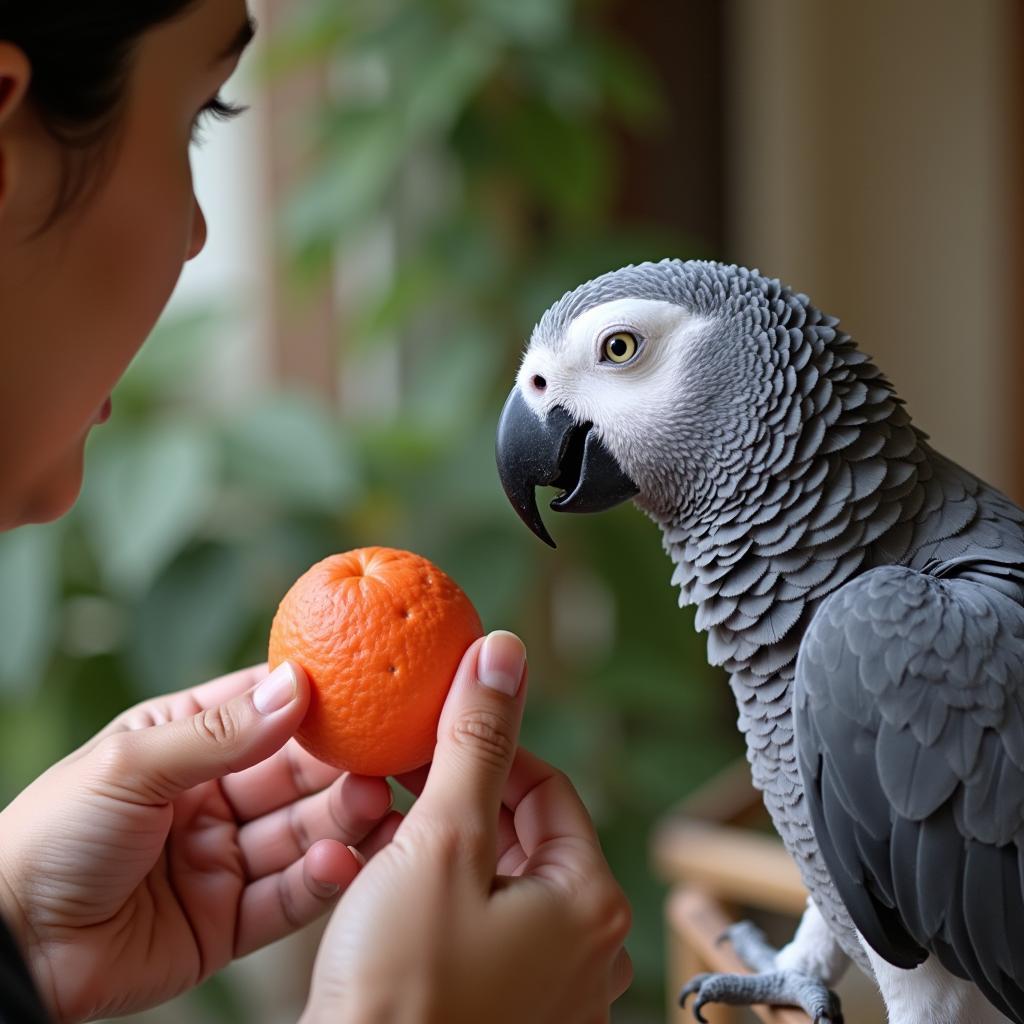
[795,562,1024,1024]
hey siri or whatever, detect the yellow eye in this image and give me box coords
[602,331,639,364]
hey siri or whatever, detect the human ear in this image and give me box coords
[0,43,32,219]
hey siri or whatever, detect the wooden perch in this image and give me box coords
[652,818,807,918]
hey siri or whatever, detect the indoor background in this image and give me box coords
[0,1,1019,1021]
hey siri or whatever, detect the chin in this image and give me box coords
[19,451,86,527]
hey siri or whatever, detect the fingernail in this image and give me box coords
[254,662,298,715]
[477,631,526,697]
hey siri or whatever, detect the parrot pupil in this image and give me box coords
[604,332,636,363]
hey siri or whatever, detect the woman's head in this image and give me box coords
[0,0,253,528]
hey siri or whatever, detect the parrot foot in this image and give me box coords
[679,921,844,1023]
[679,970,843,1023]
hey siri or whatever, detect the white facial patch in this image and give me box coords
[515,296,709,487]
[562,297,699,362]
[518,296,705,420]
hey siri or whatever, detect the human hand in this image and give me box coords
[0,663,398,1023]
[303,632,633,1024]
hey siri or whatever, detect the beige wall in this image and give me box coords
[727,0,1018,493]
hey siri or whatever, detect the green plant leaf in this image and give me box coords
[114,306,224,411]
[80,422,217,596]
[261,3,357,77]
[223,394,362,513]
[283,113,405,255]
[401,29,498,136]
[0,523,62,693]
[474,0,571,45]
[125,542,251,697]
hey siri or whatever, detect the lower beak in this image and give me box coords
[495,388,640,548]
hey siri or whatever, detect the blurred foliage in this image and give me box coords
[0,0,741,1021]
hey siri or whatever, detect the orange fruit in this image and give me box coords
[268,547,484,776]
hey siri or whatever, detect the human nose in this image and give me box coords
[187,193,207,261]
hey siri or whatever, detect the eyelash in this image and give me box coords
[190,95,248,145]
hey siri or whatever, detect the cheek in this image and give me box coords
[0,138,197,525]
[86,145,197,337]
[50,143,195,411]
[568,371,658,428]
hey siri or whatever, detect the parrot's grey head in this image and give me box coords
[496,259,847,546]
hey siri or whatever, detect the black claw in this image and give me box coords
[825,992,844,1024]
[678,975,709,1006]
[692,998,709,1024]
[813,1003,844,1024]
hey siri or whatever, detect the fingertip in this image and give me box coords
[274,659,310,693]
[337,772,393,820]
[477,631,527,698]
[253,660,309,718]
[441,631,528,718]
[283,659,310,697]
[454,636,488,683]
[304,838,361,895]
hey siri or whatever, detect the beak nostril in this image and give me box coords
[532,374,547,391]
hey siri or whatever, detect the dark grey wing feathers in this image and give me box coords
[795,564,1024,1023]
[799,675,922,967]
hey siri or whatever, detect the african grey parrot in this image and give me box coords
[494,260,1024,1024]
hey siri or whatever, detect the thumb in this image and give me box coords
[101,662,310,802]
[409,631,527,852]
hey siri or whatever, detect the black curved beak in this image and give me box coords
[495,388,640,548]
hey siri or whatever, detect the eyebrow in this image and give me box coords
[215,16,257,65]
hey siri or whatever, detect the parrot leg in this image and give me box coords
[774,900,850,983]
[679,913,846,1024]
[725,919,782,970]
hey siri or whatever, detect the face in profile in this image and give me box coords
[0,0,253,529]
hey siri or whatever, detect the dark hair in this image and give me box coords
[0,1,198,217]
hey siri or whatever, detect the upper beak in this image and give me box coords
[495,387,640,548]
